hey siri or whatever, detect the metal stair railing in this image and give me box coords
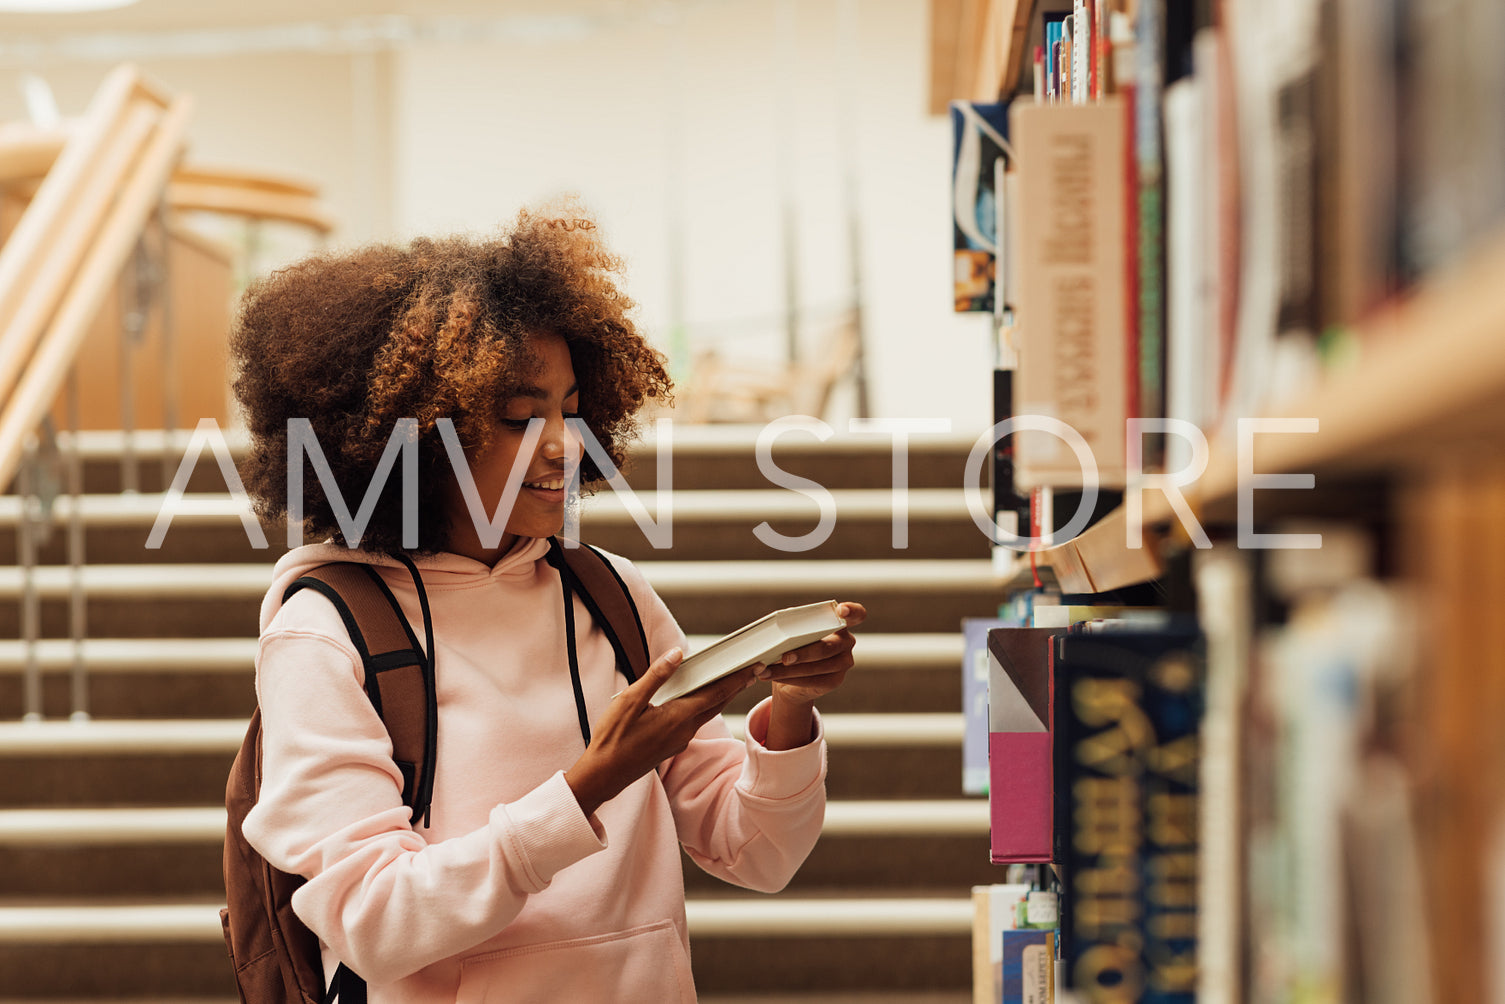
[0,64,192,495]
[1,67,336,725]
[0,65,191,724]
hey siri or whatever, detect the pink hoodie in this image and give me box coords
[242,536,827,1002]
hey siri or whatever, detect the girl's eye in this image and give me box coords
[499,417,535,431]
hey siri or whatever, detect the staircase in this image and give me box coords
[0,425,1010,1002]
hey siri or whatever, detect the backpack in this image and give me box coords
[221,538,651,1004]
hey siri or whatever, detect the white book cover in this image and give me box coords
[1073,0,1089,104]
[649,600,847,706]
[1164,74,1206,476]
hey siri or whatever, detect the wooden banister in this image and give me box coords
[0,129,335,234]
[0,66,140,348]
[0,66,193,492]
[0,104,159,410]
[166,179,336,232]
[0,122,74,182]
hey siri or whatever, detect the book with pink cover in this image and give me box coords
[650,600,847,707]
[988,627,1061,864]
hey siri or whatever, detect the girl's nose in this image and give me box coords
[541,415,583,461]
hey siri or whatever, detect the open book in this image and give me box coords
[649,600,848,706]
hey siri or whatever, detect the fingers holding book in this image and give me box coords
[565,649,757,817]
[759,601,866,705]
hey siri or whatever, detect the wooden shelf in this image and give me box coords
[1038,232,1505,593]
[928,0,1034,112]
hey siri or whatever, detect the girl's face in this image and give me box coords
[443,330,583,563]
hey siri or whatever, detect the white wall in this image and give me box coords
[394,0,994,430]
[0,0,996,431]
[0,51,373,253]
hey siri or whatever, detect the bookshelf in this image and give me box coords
[1039,229,1505,592]
[929,0,1035,113]
[945,1,1505,1002]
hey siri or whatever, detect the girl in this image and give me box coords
[230,205,865,1002]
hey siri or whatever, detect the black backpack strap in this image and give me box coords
[283,558,436,1004]
[554,565,593,749]
[546,537,651,684]
[283,559,437,826]
[324,963,365,1004]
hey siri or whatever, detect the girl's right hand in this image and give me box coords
[563,648,757,817]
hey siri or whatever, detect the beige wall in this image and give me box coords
[0,51,377,244]
[0,0,995,430]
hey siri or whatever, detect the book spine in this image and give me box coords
[1002,929,1057,1003]
[1093,0,1109,98]
[1073,0,1088,104]
[1051,635,1068,869]
[1057,632,1202,1004]
[1139,647,1200,1003]
[1134,0,1167,472]
[1123,85,1141,471]
[1046,21,1061,102]
[965,618,1003,796]
[973,887,994,1004]
[1010,99,1131,490]
[994,367,1030,547]
[1085,0,1098,101]
[1053,39,1063,102]
[1164,76,1204,475]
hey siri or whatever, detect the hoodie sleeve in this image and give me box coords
[659,700,827,892]
[605,553,828,893]
[241,592,607,985]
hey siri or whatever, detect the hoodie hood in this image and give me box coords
[259,535,552,632]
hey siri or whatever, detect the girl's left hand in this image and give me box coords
[758,601,867,706]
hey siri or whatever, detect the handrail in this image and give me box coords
[0,66,141,398]
[0,121,73,180]
[0,65,192,494]
[166,178,336,232]
[0,103,160,412]
[0,126,335,234]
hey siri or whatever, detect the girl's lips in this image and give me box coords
[521,476,568,501]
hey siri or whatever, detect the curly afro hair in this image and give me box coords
[230,202,672,555]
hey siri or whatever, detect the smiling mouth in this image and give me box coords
[523,478,566,491]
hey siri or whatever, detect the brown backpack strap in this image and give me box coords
[284,561,436,825]
[549,538,651,683]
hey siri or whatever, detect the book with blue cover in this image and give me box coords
[1001,928,1055,1003]
[951,101,1012,313]
[964,617,1015,795]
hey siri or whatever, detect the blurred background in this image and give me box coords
[0,0,998,430]
[5,0,1505,1002]
[0,3,1008,1001]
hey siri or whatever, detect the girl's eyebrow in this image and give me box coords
[513,382,580,401]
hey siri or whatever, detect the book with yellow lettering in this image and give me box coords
[1054,618,1202,1002]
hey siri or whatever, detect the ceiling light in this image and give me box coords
[0,0,140,12]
